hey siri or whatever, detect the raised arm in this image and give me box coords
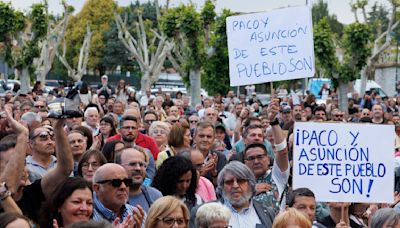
[0,105,29,193]
[268,99,289,172]
[41,119,74,197]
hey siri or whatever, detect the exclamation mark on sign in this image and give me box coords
[366,179,373,198]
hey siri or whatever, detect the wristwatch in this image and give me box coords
[0,182,11,201]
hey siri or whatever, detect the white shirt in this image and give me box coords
[225,201,262,228]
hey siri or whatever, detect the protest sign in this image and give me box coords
[226,6,315,86]
[293,122,395,203]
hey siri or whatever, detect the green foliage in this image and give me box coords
[313,17,338,78]
[160,7,179,38]
[367,2,390,39]
[342,23,372,70]
[201,0,216,27]
[202,9,232,96]
[0,2,25,42]
[30,3,48,40]
[312,0,343,35]
[65,0,115,70]
[314,18,372,86]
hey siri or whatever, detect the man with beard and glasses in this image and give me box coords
[115,148,162,212]
[113,115,156,180]
[190,161,275,228]
[92,163,145,225]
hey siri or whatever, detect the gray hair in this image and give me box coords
[370,208,400,228]
[149,121,170,135]
[84,107,98,118]
[21,112,42,125]
[216,161,256,197]
[195,202,231,228]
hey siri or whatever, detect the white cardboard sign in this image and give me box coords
[293,122,395,203]
[226,6,315,86]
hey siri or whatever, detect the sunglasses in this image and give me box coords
[31,131,55,141]
[334,114,344,117]
[35,105,45,108]
[96,178,133,187]
[190,120,199,124]
[170,119,179,123]
[224,178,248,186]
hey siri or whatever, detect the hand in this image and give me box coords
[4,105,28,134]
[255,183,272,195]
[113,215,134,228]
[90,134,102,150]
[53,219,60,228]
[267,98,280,121]
[53,119,66,129]
[132,205,145,228]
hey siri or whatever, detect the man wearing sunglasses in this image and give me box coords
[92,163,145,225]
[26,127,57,180]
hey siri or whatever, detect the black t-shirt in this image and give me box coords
[17,179,45,224]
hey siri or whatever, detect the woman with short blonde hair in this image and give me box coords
[145,196,190,228]
[195,202,231,228]
[272,208,311,228]
[149,121,171,150]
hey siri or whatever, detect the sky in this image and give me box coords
[7,0,391,24]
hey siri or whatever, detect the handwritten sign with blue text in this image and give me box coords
[226,6,315,86]
[293,122,395,203]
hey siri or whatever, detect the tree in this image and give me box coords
[0,2,48,93]
[314,18,372,112]
[202,9,232,96]
[161,0,216,105]
[351,0,399,96]
[56,25,91,82]
[65,0,115,73]
[114,3,172,94]
[312,0,344,35]
[34,0,70,85]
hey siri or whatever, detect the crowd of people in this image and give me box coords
[0,76,400,228]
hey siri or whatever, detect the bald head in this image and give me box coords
[93,163,127,183]
[124,108,141,121]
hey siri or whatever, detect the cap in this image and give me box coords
[281,106,291,113]
[252,92,257,96]
[101,75,108,80]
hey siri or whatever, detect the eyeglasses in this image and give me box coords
[245,154,267,162]
[96,178,133,187]
[82,162,100,170]
[31,131,55,141]
[123,161,147,169]
[224,178,248,186]
[152,130,167,135]
[160,217,187,226]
